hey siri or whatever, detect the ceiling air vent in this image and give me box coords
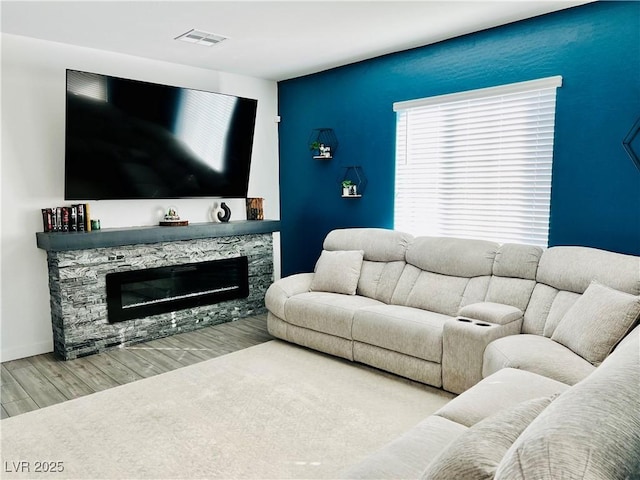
[175,29,228,46]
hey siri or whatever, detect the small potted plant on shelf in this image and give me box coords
[310,141,331,158]
[342,180,357,197]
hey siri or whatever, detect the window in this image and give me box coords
[393,76,562,247]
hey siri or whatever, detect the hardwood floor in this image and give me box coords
[0,314,272,419]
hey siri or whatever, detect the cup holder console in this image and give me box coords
[457,317,492,327]
[445,313,522,393]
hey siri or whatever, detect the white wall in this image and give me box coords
[0,34,281,362]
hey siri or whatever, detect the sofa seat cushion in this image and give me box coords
[284,292,384,339]
[495,331,640,480]
[340,415,468,480]
[436,367,569,428]
[483,334,595,385]
[422,395,556,480]
[352,305,449,362]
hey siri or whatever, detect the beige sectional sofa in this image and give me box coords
[265,228,640,479]
[342,328,639,479]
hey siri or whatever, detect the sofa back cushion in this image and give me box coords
[402,269,485,316]
[405,237,498,277]
[523,246,640,335]
[323,228,413,303]
[484,243,542,312]
[536,246,640,294]
[357,261,407,304]
[495,330,640,480]
[323,228,412,262]
[391,237,498,316]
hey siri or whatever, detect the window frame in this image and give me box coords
[393,76,562,247]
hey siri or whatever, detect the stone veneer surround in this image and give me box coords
[38,222,278,360]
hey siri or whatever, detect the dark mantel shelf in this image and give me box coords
[36,220,281,252]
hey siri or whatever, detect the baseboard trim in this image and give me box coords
[1,340,53,362]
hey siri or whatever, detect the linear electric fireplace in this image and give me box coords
[106,257,249,323]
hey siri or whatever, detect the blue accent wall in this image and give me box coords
[278,2,640,276]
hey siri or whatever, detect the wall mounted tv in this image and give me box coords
[64,69,258,200]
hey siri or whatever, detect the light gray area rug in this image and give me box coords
[0,340,453,479]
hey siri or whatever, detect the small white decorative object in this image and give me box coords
[164,207,180,221]
[210,202,231,223]
[342,181,357,197]
[320,144,331,158]
[159,206,188,226]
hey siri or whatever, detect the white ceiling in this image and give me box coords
[1,0,592,81]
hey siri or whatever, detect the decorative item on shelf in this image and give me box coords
[159,207,189,226]
[340,166,367,198]
[41,208,53,232]
[217,202,232,223]
[40,203,91,232]
[90,219,101,231]
[246,198,264,220]
[308,128,338,159]
[341,180,358,197]
[76,204,86,232]
[310,141,332,159]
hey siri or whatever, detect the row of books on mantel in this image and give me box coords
[41,204,96,232]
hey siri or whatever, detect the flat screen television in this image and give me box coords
[64,69,258,200]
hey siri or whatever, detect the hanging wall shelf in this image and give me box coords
[308,128,338,159]
[340,165,367,198]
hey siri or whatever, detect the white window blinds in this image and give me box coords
[67,70,108,101]
[175,90,238,172]
[393,76,562,247]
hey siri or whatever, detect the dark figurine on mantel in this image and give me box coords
[217,202,231,222]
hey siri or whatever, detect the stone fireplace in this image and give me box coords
[37,221,279,360]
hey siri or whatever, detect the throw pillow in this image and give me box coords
[309,249,364,295]
[421,396,556,480]
[551,281,640,366]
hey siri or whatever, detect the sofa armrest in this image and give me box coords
[457,302,523,326]
[442,312,523,394]
[265,273,314,319]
